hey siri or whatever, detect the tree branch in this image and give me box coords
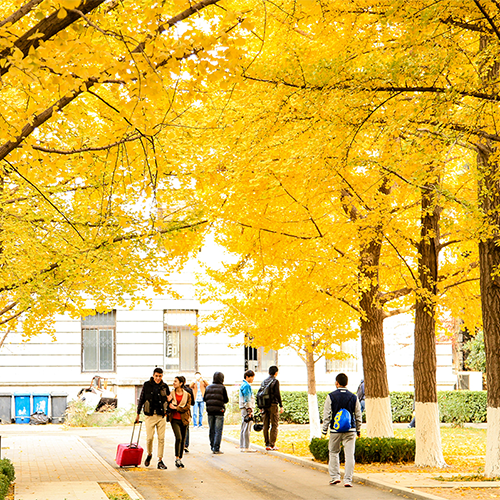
[383,304,416,319]
[31,134,141,155]
[378,287,412,305]
[237,222,323,240]
[0,0,107,77]
[0,0,44,28]
[473,0,500,42]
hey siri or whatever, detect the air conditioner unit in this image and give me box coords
[457,372,470,390]
[457,371,483,391]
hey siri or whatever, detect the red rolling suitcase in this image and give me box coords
[116,421,144,467]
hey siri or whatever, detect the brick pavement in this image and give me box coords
[1,431,142,500]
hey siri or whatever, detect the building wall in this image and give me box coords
[0,278,457,417]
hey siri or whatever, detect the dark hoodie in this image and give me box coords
[137,377,170,417]
[203,371,229,416]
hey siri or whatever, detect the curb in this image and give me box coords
[77,437,145,500]
[222,435,446,500]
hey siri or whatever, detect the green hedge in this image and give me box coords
[0,459,15,500]
[310,436,416,463]
[273,390,488,425]
[438,391,487,424]
[390,392,414,423]
[280,391,329,424]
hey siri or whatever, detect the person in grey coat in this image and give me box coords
[322,373,362,488]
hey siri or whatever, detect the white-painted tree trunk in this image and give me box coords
[308,393,322,439]
[486,407,500,477]
[365,397,393,438]
[414,402,446,467]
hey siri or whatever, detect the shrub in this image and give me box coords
[0,459,15,500]
[64,399,96,427]
[390,392,414,423]
[438,391,487,425]
[0,474,8,500]
[0,459,15,484]
[238,389,488,425]
[280,391,329,424]
[309,436,416,464]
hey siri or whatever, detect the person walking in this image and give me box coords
[261,365,284,451]
[203,371,229,454]
[181,376,194,453]
[168,375,192,468]
[239,369,256,452]
[189,372,209,428]
[322,372,362,488]
[135,367,171,470]
[357,379,365,413]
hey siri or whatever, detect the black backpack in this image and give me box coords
[256,378,274,409]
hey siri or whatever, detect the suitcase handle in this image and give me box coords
[130,420,142,448]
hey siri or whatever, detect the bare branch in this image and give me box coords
[383,304,416,319]
[31,134,141,155]
[379,287,412,305]
[237,222,323,240]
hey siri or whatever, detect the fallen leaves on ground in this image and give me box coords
[226,425,488,474]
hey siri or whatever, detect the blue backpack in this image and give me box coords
[333,408,352,432]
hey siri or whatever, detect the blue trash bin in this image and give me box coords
[33,393,50,416]
[14,393,31,424]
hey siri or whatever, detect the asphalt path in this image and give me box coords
[83,426,409,500]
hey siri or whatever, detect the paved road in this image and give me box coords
[84,427,410,500]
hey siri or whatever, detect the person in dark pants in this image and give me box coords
[203,371,229,454]
[261,365,284,451]
[168,376,191,468]
[180,376,194,453]
[357,379,365,413]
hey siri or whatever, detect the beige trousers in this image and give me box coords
[145,414,166,459]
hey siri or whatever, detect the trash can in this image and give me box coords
[0,394,12,424]
[32,393,50,415]
[51,393,68,424]
[14,393,31,424]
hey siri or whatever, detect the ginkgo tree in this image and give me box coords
[0,0,251,337]
[201,252,358,438]
[183,0,483,467]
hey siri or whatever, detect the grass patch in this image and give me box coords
[99,483,131,500]
[433,474,500,482]
[225,424,489,474]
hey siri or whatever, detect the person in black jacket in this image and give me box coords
[203,371,229,454]
[261,365,284,451]
[136,368,171,469]
[321,373,362,487]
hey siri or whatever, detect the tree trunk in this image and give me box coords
[305,349,321,439]
[413,183,446,467]
[360,239,393,438]
[478,145,500,476]
[341,181,393,437]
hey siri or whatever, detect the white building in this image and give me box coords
[0,245,459,417]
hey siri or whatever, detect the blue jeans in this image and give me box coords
[207,414,224,452]
[193,401,205,427]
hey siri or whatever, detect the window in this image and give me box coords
[82,311,116,372]
[164,309,198,371]
[244,337,277,372]
[326,340,358,373]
